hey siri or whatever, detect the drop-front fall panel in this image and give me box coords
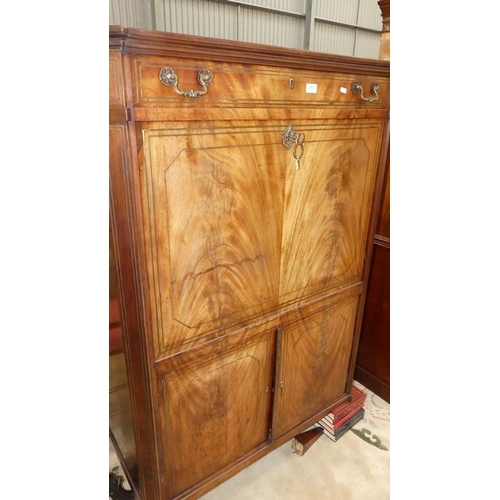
[138,119,383,359]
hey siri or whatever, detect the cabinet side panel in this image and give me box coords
[110,52,126,107]
[110,122,160,500]
[376,146,390,238]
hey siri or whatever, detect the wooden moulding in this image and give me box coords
[109,26,390,77]
[292,427,324,456]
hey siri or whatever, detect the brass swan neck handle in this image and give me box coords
[159,67,214,98]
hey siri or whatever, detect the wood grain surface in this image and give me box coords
[130,55,389,110]
[157,324,276,498]
[111,26,390,77]
[279,122,383,305]
[139,121,285,356]
[272,295,358,438]
[139,119,383,358]
[109,25,390,500]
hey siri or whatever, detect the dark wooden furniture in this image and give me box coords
[354,157,390,402]
[109,26,390,500]
[354,0,390,403]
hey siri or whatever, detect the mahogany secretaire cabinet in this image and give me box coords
[109,26,390,500]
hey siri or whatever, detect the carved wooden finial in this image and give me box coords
[378,0,390,60]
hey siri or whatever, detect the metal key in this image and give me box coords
[293,136,304,171]
[282,126,305,172]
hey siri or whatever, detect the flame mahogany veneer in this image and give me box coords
[109,26,390,500]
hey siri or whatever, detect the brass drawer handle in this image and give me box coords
[352,81,380,103]
[159,67,214,98]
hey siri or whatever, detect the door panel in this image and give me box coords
[157,323,276,498]
[272,295,359,438]
[139,122,286,356]
[280,122,383,305]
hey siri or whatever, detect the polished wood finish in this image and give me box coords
[138,118,384,358]
[110,27,390,500]
[109,221,136,476]
[110,116,161,500]
[112,26,390,76]
[376,149,390,238]
[138,120,284,357]
[355,1,390,402]
[378,0,390,61]
[130,56,389,109]
[292,427,324,456]
[273,295,358,438]
[157,324,276,498]
[279,122,384,305]
[354,156,390,402]
[355,240,390,402]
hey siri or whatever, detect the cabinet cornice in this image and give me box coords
[110,26,390,77]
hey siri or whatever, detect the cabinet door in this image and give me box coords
[156,323,276,498]
[138,121,286,357]
[280,120,384,305]
[272,295,358,438]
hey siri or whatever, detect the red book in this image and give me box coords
[316,408,366,443]
[320,401,364,431]
[331,404,365,430]
[329,385,366,423]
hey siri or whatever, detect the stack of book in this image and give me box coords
[315,385,366,442]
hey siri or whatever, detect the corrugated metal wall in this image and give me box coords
[110,0,382,58]
[163,0,238,40]
[110,0,152,29]
[237,7,305,50]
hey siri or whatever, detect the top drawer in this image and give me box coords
[130,55,389,110]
